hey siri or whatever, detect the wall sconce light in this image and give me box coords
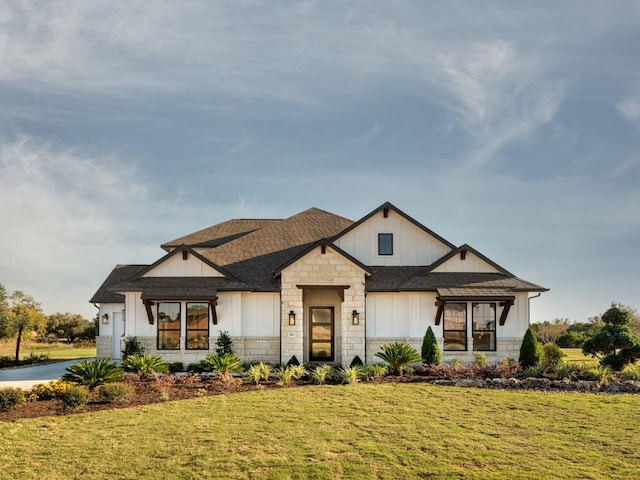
[288,310,296,326]
[352,310,360,325]
[101,313,109,325]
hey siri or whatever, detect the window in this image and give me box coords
[186,302,209,350]
[157,302,180,350]
[443,303,467,351]
[472,303,496,351]
[378,233,393,255]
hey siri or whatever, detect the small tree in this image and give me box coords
[215,330,234,355]
[519,327,542,368]
[6,291,47,362]
[421,326,441,365]
[582,303,640,371]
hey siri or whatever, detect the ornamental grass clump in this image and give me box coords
[63,358,123,389]
[245,362,273,385]
[122,354,169,376]
[375,342,422,376]
[359,364,388,381]
[339,366,360,384]
[275,366,295,386]
[310,364,333,384]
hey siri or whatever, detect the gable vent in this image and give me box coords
[383,207,389,218]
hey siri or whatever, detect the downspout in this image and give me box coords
[527,293,542,326]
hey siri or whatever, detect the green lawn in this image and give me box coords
[1,383,638,479]
[0,340,95,361]
[561,348,597,365]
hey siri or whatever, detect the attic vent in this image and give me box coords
[182,251,188,260]
[460,250,466,260]
[383,207,389,218]
[321,245,326,254]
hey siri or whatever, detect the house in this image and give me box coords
[90,202,548,365]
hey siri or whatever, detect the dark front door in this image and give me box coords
[309,306,334,362]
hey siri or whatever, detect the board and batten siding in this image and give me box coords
[142,252,225,277]
[334,210,451,266]
[431,250,501,273]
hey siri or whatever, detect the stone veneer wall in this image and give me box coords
[280,246,367,366]
[96,336,112,359]
[102,335,280,364]
[366,337,523,364]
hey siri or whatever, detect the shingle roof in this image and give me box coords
[111,276,251,299]
[366,268,547,293]
[89,265,148,304]
[199,207,354,289]
[161,219,278,250]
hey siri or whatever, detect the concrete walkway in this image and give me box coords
[0,359,90,389]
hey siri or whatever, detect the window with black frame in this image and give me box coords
[186,302,209,350]
[472,303,496,351]
[443,303,467,351]
[378,233,393,255]
[157,302,180,350]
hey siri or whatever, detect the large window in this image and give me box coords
[157,302,180,350]
[472,303,496,351]
[378,233,394,255]
[443,303,467,351]
[186,302,209,350]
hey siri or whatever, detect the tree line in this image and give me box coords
[531,305,640,348]
[0,283,96,362]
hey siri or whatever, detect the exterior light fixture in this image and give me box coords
[352,310,360,325]
[288,310,296,326]
[101,313,110,325]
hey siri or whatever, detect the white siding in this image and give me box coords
[431,251,501,273]
[240,292,280,337]
[367,292,437,338]
[334,209,451,266]
[143,253,225,277]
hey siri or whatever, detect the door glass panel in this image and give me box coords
[310,307,334,361]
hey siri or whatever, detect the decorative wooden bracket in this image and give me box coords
[209,297,218,325]
[143,300,155,325]
[498,300,514,326]
[434,300,445,325]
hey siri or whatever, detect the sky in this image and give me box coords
[0,1,638,323]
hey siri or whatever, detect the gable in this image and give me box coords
[143,250,226,278]
[430,250,502,274]
[333,204,453,266]
[280,244,370,284]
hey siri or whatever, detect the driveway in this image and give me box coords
[0,359,90,389]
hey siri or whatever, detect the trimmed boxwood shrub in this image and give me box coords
[98,382,134,403]
[59,385,90,410]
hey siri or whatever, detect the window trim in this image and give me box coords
[378,233,394,256]
[443,302,467,351]
[157,302,181,350]
[186,302,210,350]
[472,302,496,352]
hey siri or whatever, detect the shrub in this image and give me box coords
[421,326,441,365]
[59,385,90,410]
[519,327,542,368]
[473,353,487,367]
[450,358,461,367]
[245,362,273,385]
[186,362,205,373]
[98,382,134,403]
[199,353,243,375]
[375,342,422,376]
[621,363,640,381]
[286,355,300,367]
[168,362,184,373]
[541,343,564,369]
[521,365,545,379]
[339,366,360,384]
[122,354,169,375]
[122,336,145,360]
[349,355,364,368]
[289,364,308,380]
[275,366,294,386]
[0,388,25,410]
[360,364,388,380]
[63,358,123,389]
[28,380,72,401]
[311,364,333,385]
[555,362,579,380]
[215,330,234,355]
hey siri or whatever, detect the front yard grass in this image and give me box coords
[0,340,96,361]
[561,348,597,365]
[0,383,638,479]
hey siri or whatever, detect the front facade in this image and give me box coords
[90,202,547,365]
